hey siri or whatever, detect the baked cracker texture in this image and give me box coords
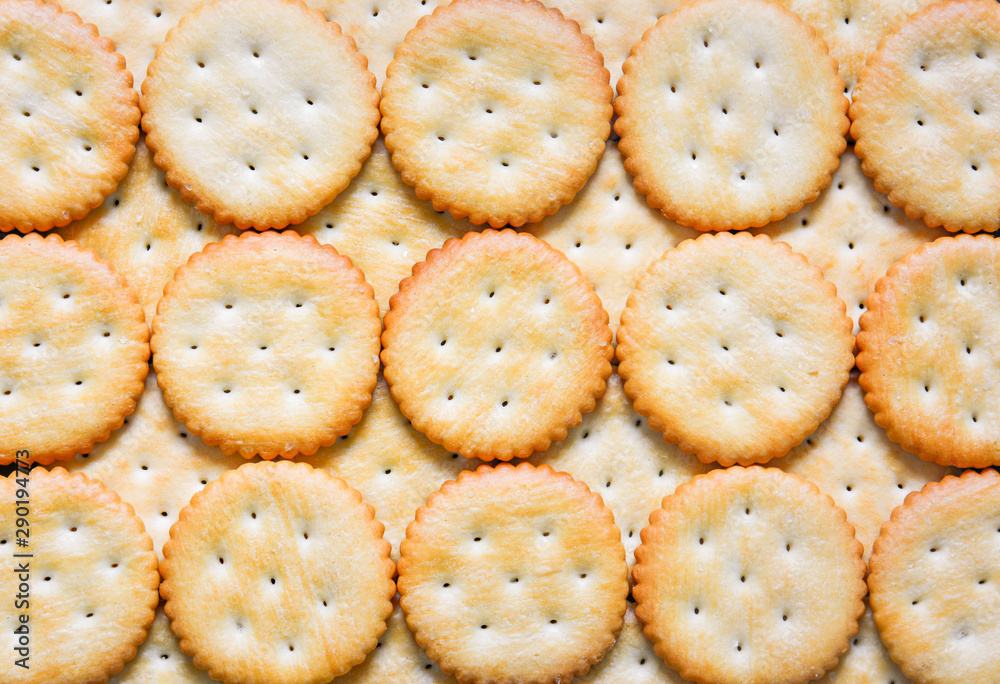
[58,137,235,325]
[380,0,613,227]
[151,230,381,459]
[617,232,855,466]
[0,0,139,232]
[381,228,613,461]
[753,146,948,336]
[398,463,628,684]
[160,460,396,684]
[868,469,1000,683]
[0,233,149,465]
[633,466,867,684]
[0,467,159,684]
[615,0,848,231]
[850,0,1000,233]
[140,0,380,229]
[774,378,954,564]
[857,235,1000,468]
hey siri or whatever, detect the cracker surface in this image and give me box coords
[141,0,379,229]
[0,0,139,232]
[152,231,380,459]
[161,460,396,684]
[633,467,866,684]
[617,232,855,465]
[858,235,1000,468]
[382,229,613,461]
[868,469,1000,683]
[0,468,159,684]
[615,0,848,230]
[398,463,628,684]
[850,0,1000,233]
[0,234,149,464]
[380,0,612,227]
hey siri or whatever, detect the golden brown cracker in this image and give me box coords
[382,229,613,461]
[858,235,1000,468]
[151,231,381,459]
[616,0,848,231]
[0,233,149,465]
[380,0,612,227]
[398,463,628,684]
[0,0,139,232]
[140,0,379,229]
[617,232,855,466]
[633,467,867,684]
[161,460,396,684]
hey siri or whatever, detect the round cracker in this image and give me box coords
[380,0,613,227]
[633,466,867,684]
[617,232,855,466]
[850,0,1000,233]
[0,233,149,465]
[398,463,628,684]
[615,0,848,231]
[0,467,159,684]
[381,229,613,461]
[868,469,1000,683]
[0,0,139,233]
[160,460,396,684]
[140,0,379,229]
[857,235,1000,468]
[151,230,381,460]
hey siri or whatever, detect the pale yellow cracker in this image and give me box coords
[333,603,452,683]
[527,140,699,337]
[161,460,396,684]
[108,605,213,684]
[776,0,938,94]
[141,0,379,229]
[615,0,848,231]
[293,138,471,318]
[754,147,948,336]
[380,0,613,227]
[300,376,476,562]
[0,0,139,232]
[617,232,855,466]
[773,378,953,563]
[815,604,914,684]
[850,0,1000,233]
[0,234,149,465]
[59,137,234,324]
[0,467,159,684]
[868,469,1000,683]
[398,463,629,684]
[63,371,251,559]
[151,231,381,459]
[528,372,716,572]
[44,0,209,87]
[382,229,613,461]
[857,235,1000,468]
[633,467,867,684]
[575,602,687,684]
[549,0,681,87]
